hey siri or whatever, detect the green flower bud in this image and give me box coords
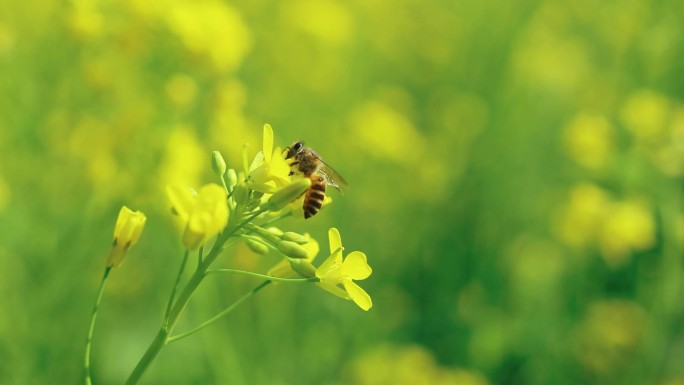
[288,258,317,278]
[245,238,269,255]
[277,240,309,259]
[234,182,250,207]
[211,150,227,177]
[248,226,282,245]
[281,232,308,245]
[267,178,311,211]
[226,168,237,191]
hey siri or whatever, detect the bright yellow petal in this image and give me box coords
[196,183,229,236]
[328,227,342,255]
[248,151,264,172]
[316,282,350,299]
[270,147,291,184]
[342,251,372,280]
[118,211,146,248]
[166,184,196,220]
[263,124,274,162]
[342,280,372,311]
[113,206,134,238]
[315,251,342,279]
[182,222,206,250]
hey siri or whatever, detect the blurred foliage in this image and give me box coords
[1,0,684,384]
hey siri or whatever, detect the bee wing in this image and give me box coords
[318,159,348,193]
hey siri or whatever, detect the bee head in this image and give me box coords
[286,141,305,159]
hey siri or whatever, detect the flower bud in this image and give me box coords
[233,181,250,207]
[288,258,317,278]
[106,206,147,268]
[226,168,238,191]
[245,238,269,255]
[281,232,308,245]
[267,178,311,211]
[277,240,309,259]
[211,150,227,177]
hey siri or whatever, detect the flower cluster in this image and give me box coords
[161,123,373,310]
[88,124,373,385]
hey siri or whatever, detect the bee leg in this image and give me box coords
[288,171,294,176]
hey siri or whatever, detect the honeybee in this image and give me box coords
[284,141,348,219]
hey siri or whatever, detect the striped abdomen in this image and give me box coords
[303,174,326,219]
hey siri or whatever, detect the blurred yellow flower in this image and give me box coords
[563,112,614,170]
[284,0,353,45]
[247,124,291,193]
[553,183,610,249]
[350,100,425,165]
[554,184,655,266]
[67,2,103,40]
[161,127,206,187]
[316,228,372,311]
[575,300,646,376]
[344,344,490,385]
[165,73,198,107]
[107,206,147,268]
[620,89,670,142]
[167,183,229,250]
[598,200,654,266]
[164,0,251,73]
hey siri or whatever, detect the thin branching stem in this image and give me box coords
[84,267,111,385]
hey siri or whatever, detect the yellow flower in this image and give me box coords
[268,231,320,278]
[106,206,147,268]
[315,228,372,311]
[167,183,229,250]
[247,124,291,193]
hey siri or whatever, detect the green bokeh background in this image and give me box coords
[2,0,684,384]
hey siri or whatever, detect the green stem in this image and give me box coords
[164,250,189,327]
[220,174,230,195]
[197,245,204,270]
[124,208,269,385]
[167,281,272,344]
[84,267,111,385]
[206,268,319,284]
[123,329,168,385]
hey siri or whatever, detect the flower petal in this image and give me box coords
[249,151,264,172]
[342,280,372,311]
[263,124,273,162]
[269,147,291,183]
[316,282,351,300]
[196,183,229,235]
[166,184,196,220]
[342,251,372,280]
[328,227,342,255]
[315,251,342,279]
[113,206,134,238]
